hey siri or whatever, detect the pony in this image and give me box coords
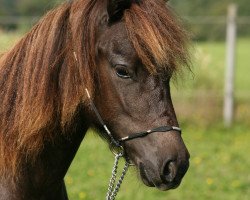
[0,0,190,199]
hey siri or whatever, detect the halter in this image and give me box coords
[84,88,181,148]
[85,88,181,200]
[73,52,182,200]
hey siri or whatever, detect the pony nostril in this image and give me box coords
[161,160,177,183]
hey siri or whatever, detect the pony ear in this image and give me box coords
[107,0,133,23]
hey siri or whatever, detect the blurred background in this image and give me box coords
[0,0,249,199]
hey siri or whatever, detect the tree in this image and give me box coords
[16,0,61,16]
[0,0,18,15]
[170,0,250,40]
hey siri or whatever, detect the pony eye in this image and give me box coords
[115,65,131,79]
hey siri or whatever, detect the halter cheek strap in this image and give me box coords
[85,88,120,147]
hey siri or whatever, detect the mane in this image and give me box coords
[0,0,102,178]
[0,0,189,179]
[124,0,189,74]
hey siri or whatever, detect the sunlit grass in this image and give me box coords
[0,31,22,53]
[66,125,250,200]
[172,37,250,125]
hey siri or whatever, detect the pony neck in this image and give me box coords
[1,120,89,199]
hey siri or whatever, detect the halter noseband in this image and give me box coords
[119,126,181,143]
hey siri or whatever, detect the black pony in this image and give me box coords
[0,0,190,199]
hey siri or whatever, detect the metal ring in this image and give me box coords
[109,143,135,166]
[109,143,124,156]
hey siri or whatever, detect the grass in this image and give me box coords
[171,37,250,125]
[0,31,22,53]
[0,31,249,199]
[66,126,250,200]
[189,38,250,92]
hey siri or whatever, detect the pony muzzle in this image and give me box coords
[138,157,189,191]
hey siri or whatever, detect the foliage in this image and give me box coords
[170,0,250,40]
[0,0,61,16]
[16,0,61,16]
[0,0,62,30]
[0,0,250,39]
[0,0,18,15]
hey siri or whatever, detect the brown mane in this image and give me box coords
[124,0,189,74]
[0,0,189,178]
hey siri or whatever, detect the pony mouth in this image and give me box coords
[138,163,181,191]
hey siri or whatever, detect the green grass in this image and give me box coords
[171,37,250,125]
[189,38,250,92]
[235,38,250,92]
[0,31,249,199]
[66,126,250,200]
[0,31,22,53]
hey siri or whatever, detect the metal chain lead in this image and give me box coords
[106,153,121,200]
[106,153,129,200]
[109,162,129,200]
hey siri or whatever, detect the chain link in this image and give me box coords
[109,162,129,199]
[106,153,129,200]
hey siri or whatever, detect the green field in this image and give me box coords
[171,38,250,125]
[0,32,249,199]
[66,126,250,200]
